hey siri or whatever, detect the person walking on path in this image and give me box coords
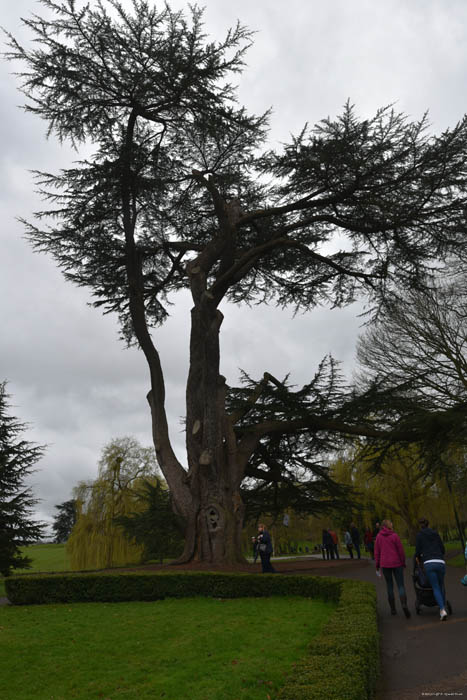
[415,517,448,620]
[364,527,374,559]
[350,522,361,559]
[251,535,259,563]
[257,523,276,573]
[322,529,334,560]
[344,529,354,558]
[328,528,339,559]
[375,519,411,618]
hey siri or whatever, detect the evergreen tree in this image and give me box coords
[115,480,184,563]
[7,1,467,563]
[51,499,77,543]
[0,382,45,576]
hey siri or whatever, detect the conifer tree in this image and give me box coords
[7,0,467,563]
[0,382,45,576]
[115,480,184,563]
[51,499,77,543]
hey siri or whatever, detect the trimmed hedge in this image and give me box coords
[5,571,379,699]
[5,570,342,605]
[278,580,379,700]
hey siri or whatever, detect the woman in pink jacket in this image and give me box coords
[374,519,411,618]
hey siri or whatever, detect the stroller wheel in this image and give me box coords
[446,600,453,615]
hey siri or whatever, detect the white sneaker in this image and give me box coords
[440,609,448,621]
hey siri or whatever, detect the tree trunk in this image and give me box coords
[176,294,247,564]
[146,283,249,565]
[445,473,466,553]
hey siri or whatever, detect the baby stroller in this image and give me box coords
[413,558,452,616]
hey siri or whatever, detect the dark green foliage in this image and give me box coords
[0,383,45,576]
[5,571,343,605]
[233,361,359,520]
[277,655,367,700]
[5,572,378,698]
[51,499,77,543]
[278,581,379,700]
[114,480,184,562]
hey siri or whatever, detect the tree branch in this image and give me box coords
[209,235,379,299]
[120,109,189,499]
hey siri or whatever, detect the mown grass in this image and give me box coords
[18,542,71,573]
[0,543,71,597]
[0,596,334,700]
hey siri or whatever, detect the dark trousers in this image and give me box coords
[346,545,354,558]
[333,544,339,559]
[353,541,361,559]
[260,551,276,573]
[382,566,406,599]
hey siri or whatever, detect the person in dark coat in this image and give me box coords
[251,535,259,563]
[350,522,361,559]
[322,529,334,560]
[257,523,276,573]
[415,517,447,620]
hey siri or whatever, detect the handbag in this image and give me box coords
[259,543,267,552]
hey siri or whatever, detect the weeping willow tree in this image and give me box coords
[332,443,440,543]
[67,437,159,570]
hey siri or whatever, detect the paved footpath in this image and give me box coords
[300,557,467,700]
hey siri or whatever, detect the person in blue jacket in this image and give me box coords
[257,523,276,573]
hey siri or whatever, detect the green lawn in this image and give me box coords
[0,543,71,597]
[0,596,334,700]
[18,542,71,573]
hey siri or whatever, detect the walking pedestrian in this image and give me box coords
[350,522,361,559]
[257,523,276,573]
[322,529,334,559]
[364,527,374,559]
[374,519,411,618]
[461,542,467,586]
[415,517,448,620]
[328,528,339,559]
[251,535,259,563]
[344,530,354,558]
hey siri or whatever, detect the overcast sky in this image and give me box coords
[2,0,467,531]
